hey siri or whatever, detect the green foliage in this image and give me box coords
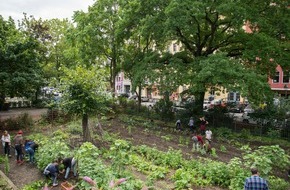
[36,134,70,170]
[0,16,44,107]
[268,176,290,190]
[242,145,290,176]
[220,145,227,152]
[228,158,248,190]
[214,127,234,139]
[4,155,9,175]
[109,140,132,175]
[239,129,251,140]
[76,142,143,190]
[59,65,111,116]
[52,129,69,141]
[22,180,45,190]
[67,121,82,135]
[153,99,174,121]
[0,156,5,164]
[267,128,281,138]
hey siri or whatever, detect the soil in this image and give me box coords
[0,109,289,190]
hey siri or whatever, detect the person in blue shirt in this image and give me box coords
[24,140,38,164]
[244,167,268,190]
[43,160,61,187]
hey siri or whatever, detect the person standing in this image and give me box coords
[61,157,77,179]
[188,117,195,133]
[1,130,11,157]
[199,116,208,135]
[205,127,213,152]
[13,130,24,164]
[175,119,182,131]
[244,167,268,190]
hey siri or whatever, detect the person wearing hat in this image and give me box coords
[1,130,11,157]
[13,130,24,164]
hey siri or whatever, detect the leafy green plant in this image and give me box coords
[22,180,45,190]
[67,121,82,134]
[36,136,70,170]
[220,145,227,152]
[268,176,290,190]
[4,155,9,175]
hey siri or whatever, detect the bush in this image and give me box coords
[268,176,290,190]
[154,99,174,121]
[46,108,71,124]
[0,113,33,131]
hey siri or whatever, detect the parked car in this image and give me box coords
[128,95,138,101]
[243,104,254,113]
[141,96,149,102]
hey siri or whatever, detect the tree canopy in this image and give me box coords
[0,16,43,107]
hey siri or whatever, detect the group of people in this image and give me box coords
[43,157,77,187]
[176,116,212,152]
[176,117,269,189]
[1,130,38,164]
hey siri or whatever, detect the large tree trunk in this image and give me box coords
[0,94,5,111]
[137,84,142,112]
[194,91,205,115]
[82,113,91,142]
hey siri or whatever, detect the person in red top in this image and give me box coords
[13,130,24,164]
[192,133,204,150]
[199,116,208,135]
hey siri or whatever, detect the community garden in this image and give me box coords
[0,106,289,190]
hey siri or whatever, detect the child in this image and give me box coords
[1,130,11,157]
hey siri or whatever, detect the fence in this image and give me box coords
[207,114,290,141]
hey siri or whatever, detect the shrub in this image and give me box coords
[0,113,33,131]
[268,176,290,190]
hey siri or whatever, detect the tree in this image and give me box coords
[73,0,125,95]
[122,0,290,112]
[0,16,43,109]
[59,65,111,141]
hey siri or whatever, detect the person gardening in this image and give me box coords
[60,157,77,179]
[43,160,61,187]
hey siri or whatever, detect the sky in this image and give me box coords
[0,0,95,22]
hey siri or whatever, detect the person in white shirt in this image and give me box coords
[1,130,11,157]
[205,128,213,153]
[205,128,212,144]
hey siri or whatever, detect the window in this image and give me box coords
[228,92,240,102]
[273,72,279,83]
[283,71,289,83]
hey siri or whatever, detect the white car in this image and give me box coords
[244,105,254,113]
